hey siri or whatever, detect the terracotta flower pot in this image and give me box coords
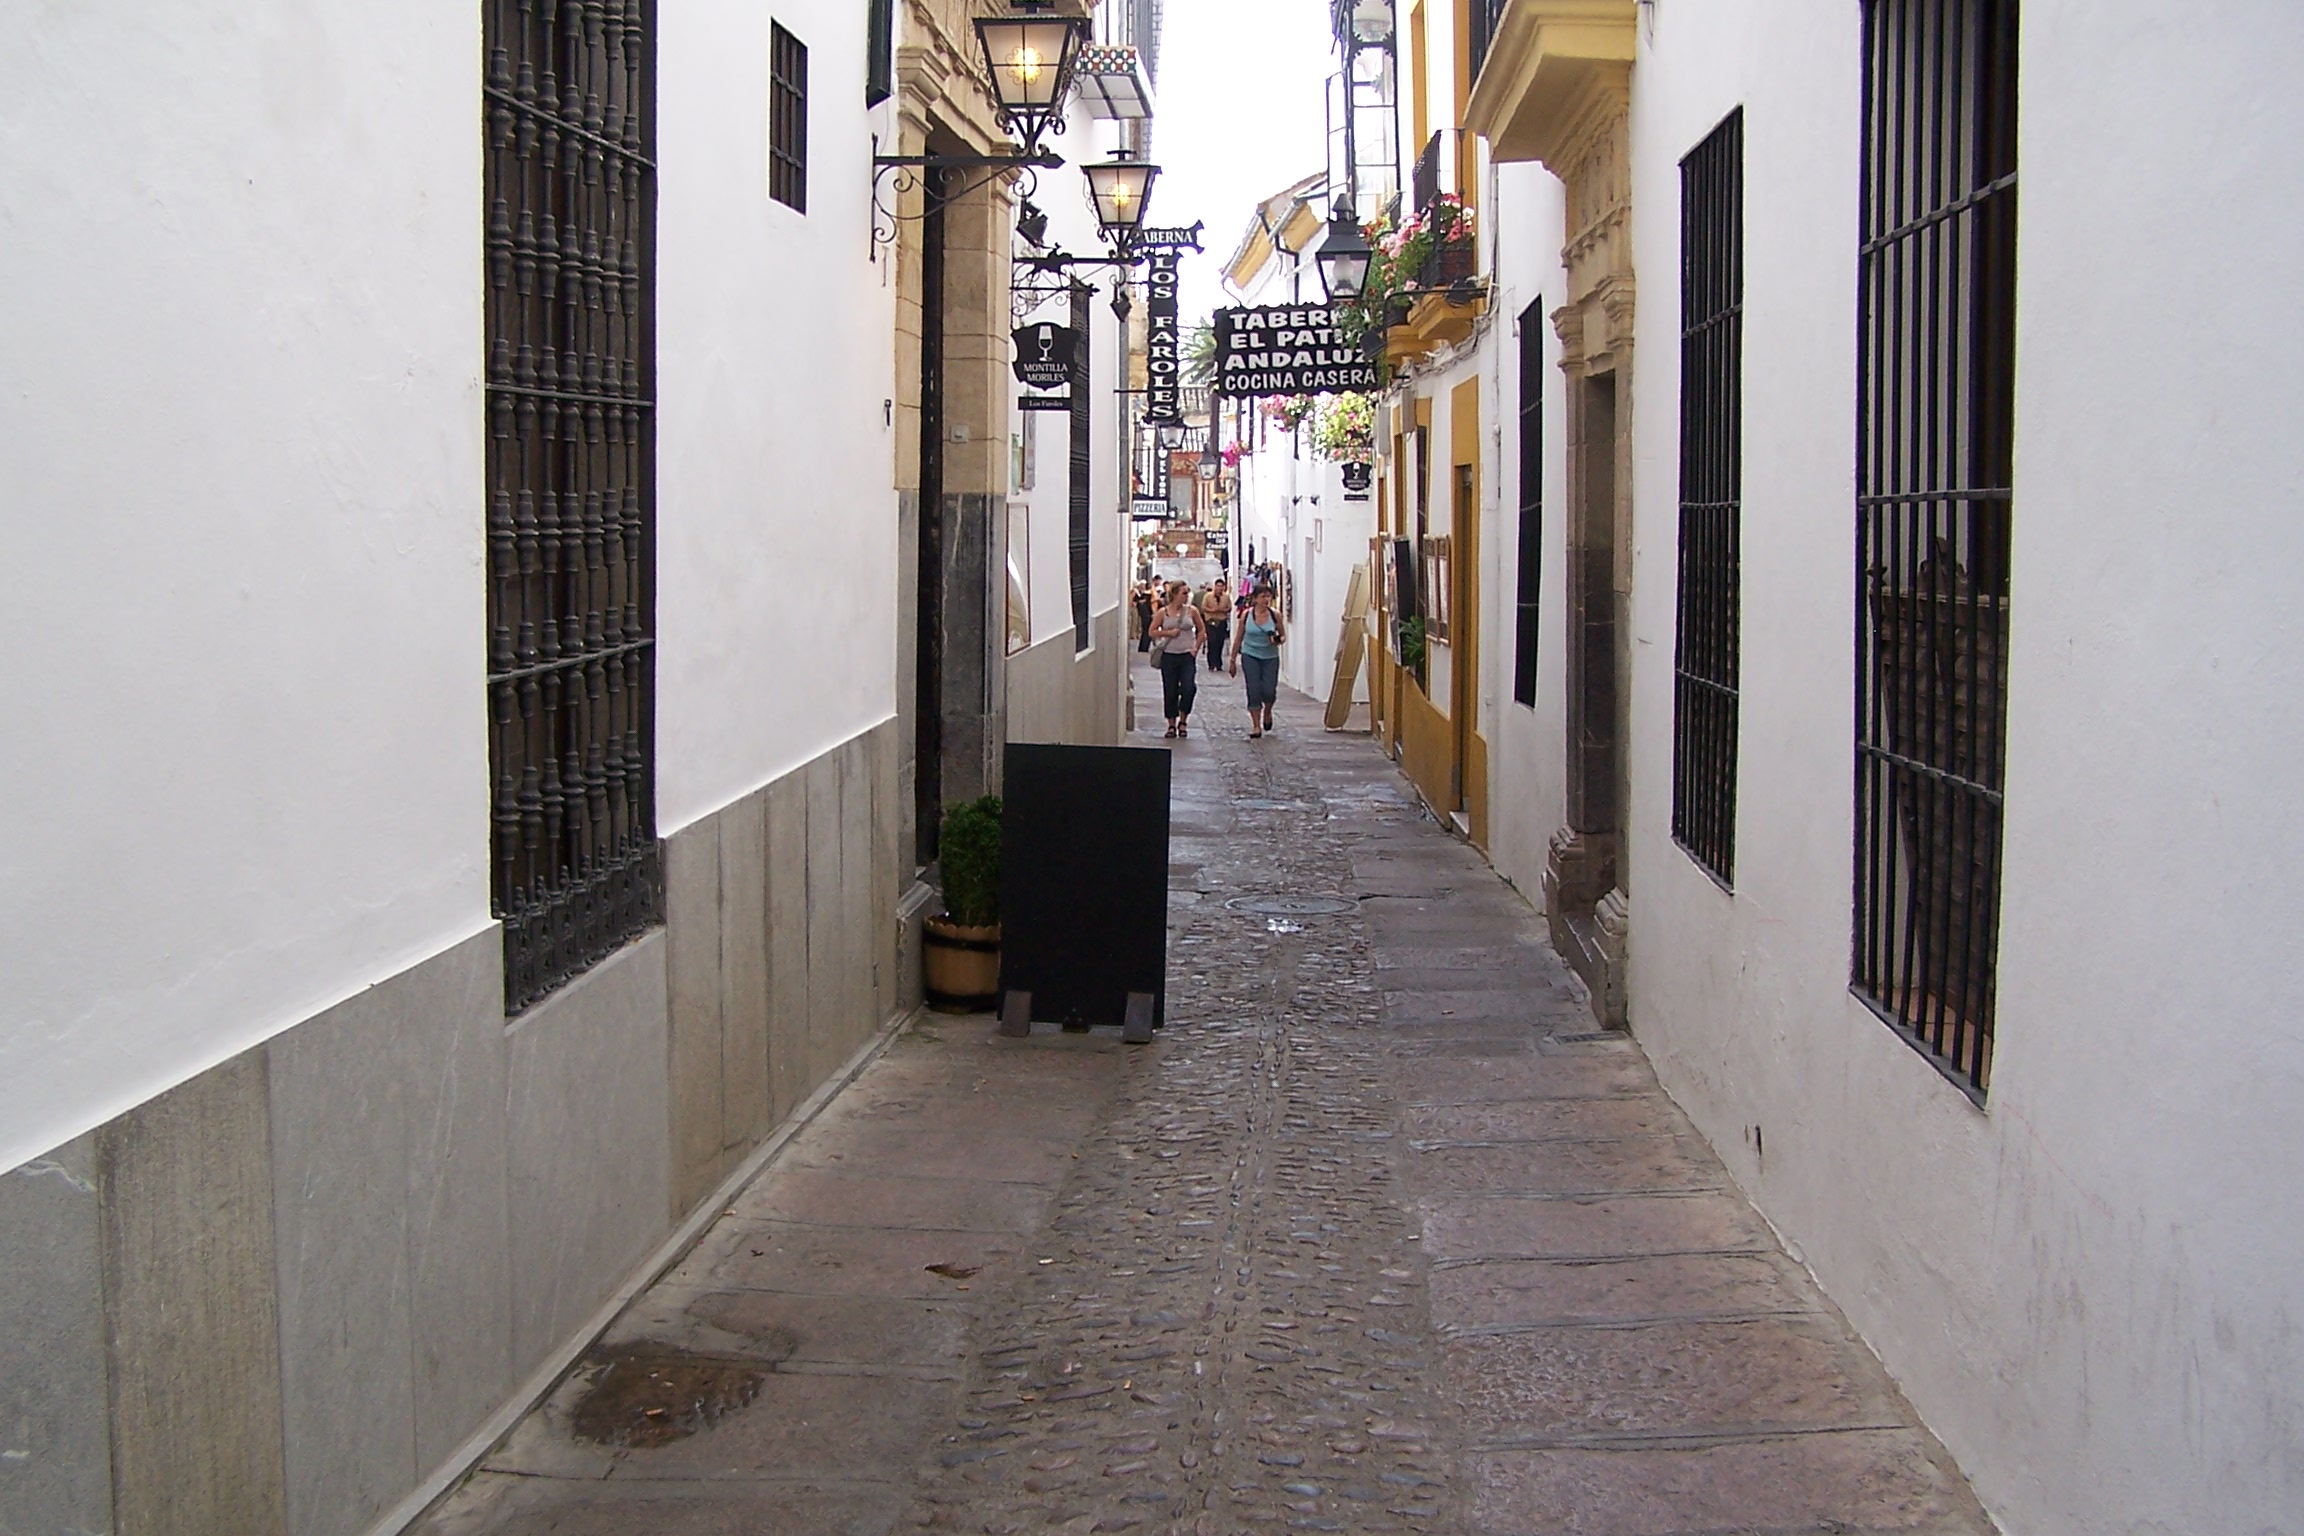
[924,916,1001,1013]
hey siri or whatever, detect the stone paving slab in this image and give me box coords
[1401,1095,1679,1144]
[1430,1251,1820,1333]
[420,1473,908,1536]
[1405,1136,1724,1196]
[412,665,1992,1536]
[1442,1313,1902,1443]
[1423,1193,1783,1264]
[681,1220,1027,1300]
[1466,1430,1986,1535]
[725,1169,1055,1233]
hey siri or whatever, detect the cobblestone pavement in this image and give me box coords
[414,661,1993,1536]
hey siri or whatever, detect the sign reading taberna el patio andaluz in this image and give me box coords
[1213,303,1380,395]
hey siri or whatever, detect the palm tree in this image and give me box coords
[1182,320,1217,387]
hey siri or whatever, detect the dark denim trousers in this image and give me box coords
[1158,650,1198,718]
[1203,619,1229,672]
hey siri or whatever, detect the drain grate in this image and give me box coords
[1225,894,1358,917]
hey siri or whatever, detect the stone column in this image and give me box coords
[1537,87,1635,1030]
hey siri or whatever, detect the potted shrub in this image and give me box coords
[924,795,1003,1013]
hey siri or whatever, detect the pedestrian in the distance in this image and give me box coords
[1149,581,1205,738]
[1198,581,1231,675]
[1230,582,1286,738]
[1133,581,1156,653]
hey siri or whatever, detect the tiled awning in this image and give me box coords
[1074,43,1152,120]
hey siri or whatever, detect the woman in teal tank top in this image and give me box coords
[1228,584,1286,737]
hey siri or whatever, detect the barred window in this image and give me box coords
[1512,296,1543,709]
[770,22,807,213]
[1069,283,1093,651]
[483,0,661,1014]
[1853,0,2018,1097]
[866,0,894,107]
[1672,109,1742,887]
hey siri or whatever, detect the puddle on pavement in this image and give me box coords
[567,1332,785,1449]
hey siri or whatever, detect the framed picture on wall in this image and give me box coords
[1422,535,1453,642]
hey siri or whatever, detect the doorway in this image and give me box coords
[1450,460,1478,812]
[1567,371,1620,852]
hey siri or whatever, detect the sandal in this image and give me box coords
[1164,722,1178,738]
[1250,729,1263,739]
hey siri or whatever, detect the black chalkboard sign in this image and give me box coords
[998,744,1170,1036]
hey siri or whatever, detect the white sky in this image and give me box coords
[1149,0,1337,328]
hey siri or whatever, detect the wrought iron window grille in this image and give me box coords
[1469,0,1506,85]
[1671,108,1743,889]
[484,0,662,1015]
[770,22,807,213]
[1068,281,1094,652]
[867,0,895,107]
[1513,295,1544,709]
[1852,0,2019,1099]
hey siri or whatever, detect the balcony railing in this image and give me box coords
[1470,0,1505,83]
[1413,130,1450,214]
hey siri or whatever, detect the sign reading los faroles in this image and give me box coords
[1143,253,1182,426]
[1213,304,1380,395]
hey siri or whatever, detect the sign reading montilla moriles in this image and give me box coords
[1012,323,1077,391]
[1213,303,1380,395]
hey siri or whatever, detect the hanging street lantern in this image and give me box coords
[1157,423,1187,451]
[974,3,1087,154]
[1348,0,1396,46]
[1315,197,1373,302]
[1084,156,1159,245]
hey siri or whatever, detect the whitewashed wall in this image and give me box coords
[1009,111,1134,656]
[1621,4,2304,1533]
[654,0,900,832]
[1222,243,1375,705]
[1478,161,1570,902]
[0,1,491,1175]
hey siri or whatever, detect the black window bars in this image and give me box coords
[866,0,894,107]
[1854,0,2018,1097]
[1069,282,1093,652]
[1672,109,1743,888]
[1513,295,1543,709]
[484,0,662,1014]
[770,22,808,213]
[1470,0,1506,85]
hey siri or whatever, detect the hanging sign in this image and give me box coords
[1018,394,1074,411]
[1213,303,1380,395]
[1132,499,1170,520]
[1133,222,1205,252]
[1143,252,1182,425]
[1012,323,1077,390]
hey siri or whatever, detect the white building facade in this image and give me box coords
[1369,1,2304,1531]
[1221,177,1379,707]
[0,2,1142,1533]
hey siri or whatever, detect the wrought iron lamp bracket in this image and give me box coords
[870,151,1058,248]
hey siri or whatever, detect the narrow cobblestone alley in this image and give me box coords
[414,666,1992,1536]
